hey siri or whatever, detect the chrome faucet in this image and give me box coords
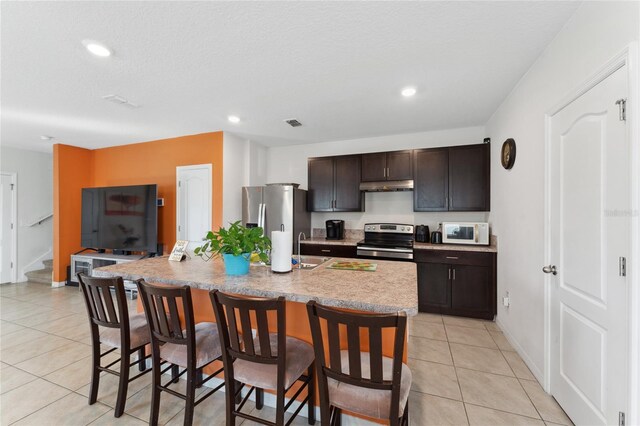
[297,232,306,267]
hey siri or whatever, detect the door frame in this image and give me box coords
[176,163,213,242]
[1,172,18,283]
[543,42,639,423]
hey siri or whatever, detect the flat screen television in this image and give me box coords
[81,184,158,252]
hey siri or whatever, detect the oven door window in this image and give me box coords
[445,225,474,240]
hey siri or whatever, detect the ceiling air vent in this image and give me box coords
[102,94,139,108]
[284,118,302,127]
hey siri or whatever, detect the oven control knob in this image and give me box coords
[400,227,405,231]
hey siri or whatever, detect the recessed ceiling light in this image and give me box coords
[401,87,417,97]
[82,39,112,57]
[228,115,240,124]
[40,135,54,141]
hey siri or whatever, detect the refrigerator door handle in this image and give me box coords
[257,203,263,229]
[260,203,266,232]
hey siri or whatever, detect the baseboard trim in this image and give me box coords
[495,318,545,385]
[51,280,66,288]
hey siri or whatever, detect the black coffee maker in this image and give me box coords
[415,225,430,243]
[326,220,345,240]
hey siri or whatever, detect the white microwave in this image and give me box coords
[442,222,490,246]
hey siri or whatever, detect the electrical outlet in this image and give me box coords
[503,291,510,307]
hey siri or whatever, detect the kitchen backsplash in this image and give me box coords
[312,228,364,240]
[311,191,489,234]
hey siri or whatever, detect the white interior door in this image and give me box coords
[548,66,629,425]
[176,164,212,248]
[0,173,16,283]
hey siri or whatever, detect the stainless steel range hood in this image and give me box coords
[359,179,414,192]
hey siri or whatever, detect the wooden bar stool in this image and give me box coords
[77,273,152,418]
[210,290,315,426]
[137,280,225,426]
[306,301,411,426]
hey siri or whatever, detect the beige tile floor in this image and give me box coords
[0,281,573,425]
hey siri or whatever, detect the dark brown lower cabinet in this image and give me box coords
[416,249,496,320]
[299,243,357,258]
[417,263,450,308]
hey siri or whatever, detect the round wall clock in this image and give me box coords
[501,138,516,169]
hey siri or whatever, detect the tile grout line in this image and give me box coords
[6,382,74,425]
[1,332,92,367]
[442,321,471,425]
[515,377,573,426]
[409,355,528,381]
[463,401,550,422]
[487,329,547,423]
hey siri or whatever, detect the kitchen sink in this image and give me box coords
[297,256,331,270]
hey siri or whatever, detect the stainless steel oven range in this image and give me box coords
[356,223,414,261]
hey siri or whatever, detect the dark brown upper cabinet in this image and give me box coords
[308,155,364,212]
[448,144,490,211]
[361,150,413,182]
[413,148,449,211]
[414,143,490,212]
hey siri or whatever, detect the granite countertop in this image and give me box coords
[301,237,497,253]
[93,256,418,315]
[300,237,361,246]
[413,242,498,253]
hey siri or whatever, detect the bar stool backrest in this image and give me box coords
[78,273,129,332]
[136,280,196,353]
[306,301,407,417]
[210,291,285,369]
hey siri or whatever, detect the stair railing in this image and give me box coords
[23,213,53,227]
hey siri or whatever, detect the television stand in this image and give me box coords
[69,253,143,298]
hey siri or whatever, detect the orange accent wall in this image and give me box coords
[53,144,94,283]
[53,132,224,282]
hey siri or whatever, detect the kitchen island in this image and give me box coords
[93,255,417,315]
[93,256,416,421]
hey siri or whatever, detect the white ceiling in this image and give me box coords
[1,1,580,152]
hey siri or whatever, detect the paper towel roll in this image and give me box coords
[270,231,292,273]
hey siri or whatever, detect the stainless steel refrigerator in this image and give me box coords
[242,184,311,254]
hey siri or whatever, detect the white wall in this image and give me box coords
[0,146,53,281]
[246,140,268,187]
[266,126,488,232]
[223,133,268,226]
[486,1,639,384]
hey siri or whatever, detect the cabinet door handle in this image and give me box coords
[445,256,459,260]
[321,249,331,253]
[387,167,390,178]
[448,268,451,280]
[383,167,386,178]
[452,268,456,280]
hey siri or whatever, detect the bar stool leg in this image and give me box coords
[114,350,130,417]
[234,380,242,404]
[150,355,162,426]
[184,367,197,426]
[225,378,236,426]
[195,368,203,388]
[332,408,342,426]
[307,363,315,425]
[137,348,146,372]
[171,364,180,383]
[88,335,101,405]
[275,388,285,426]
[255,388,264,409]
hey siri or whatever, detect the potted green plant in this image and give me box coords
[194,221,271,276]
